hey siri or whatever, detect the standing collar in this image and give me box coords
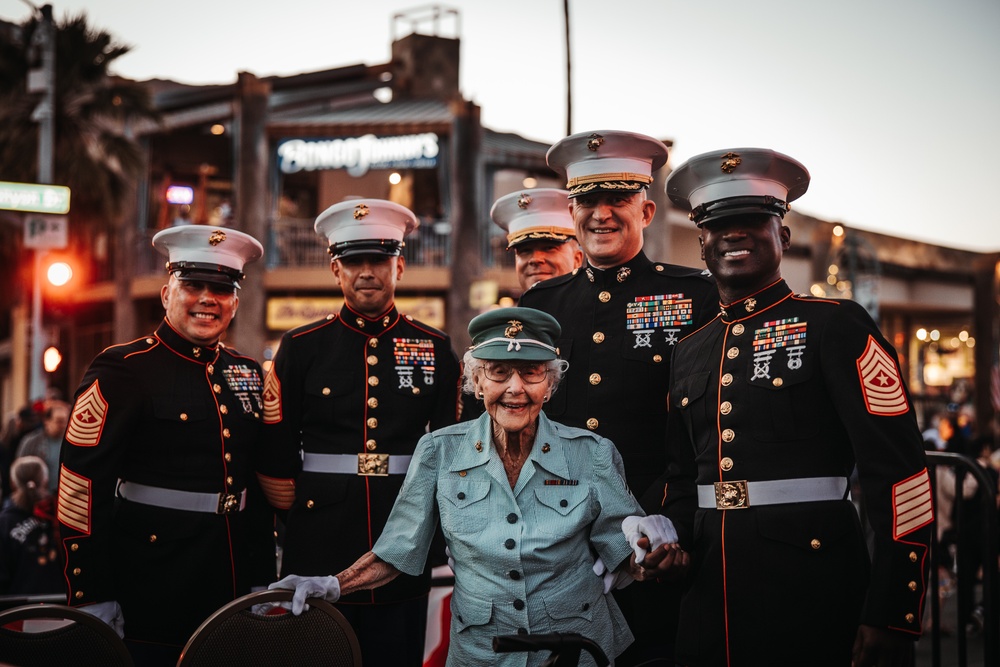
[583,250,651,287]
[718,279,792,323]
[155,319,220,363]
[339,303,400,335]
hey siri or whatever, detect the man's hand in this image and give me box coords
[78,601,124,638]
[633,536,690,582]
[851,624,915,667]
[269,574,340,615]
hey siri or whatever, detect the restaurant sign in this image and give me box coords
[277,133,439,176]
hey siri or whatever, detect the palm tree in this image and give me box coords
[0,11,158,221]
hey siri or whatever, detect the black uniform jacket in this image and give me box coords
[56,320,270,647]
[520,250,718,496]
[657,279,933,665]
[259,303,460,604]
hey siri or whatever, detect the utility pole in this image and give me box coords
[563,0,572,136]
[27,2,56,401]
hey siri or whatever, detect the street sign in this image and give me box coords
[24,214,68,249]
[0,180,70,214]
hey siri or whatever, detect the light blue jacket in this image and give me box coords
[374,411,641,666]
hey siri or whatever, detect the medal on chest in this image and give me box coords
[222,364,264,413]
[626,293,693,348]
[393,338,436,390]
[750,318,807,380]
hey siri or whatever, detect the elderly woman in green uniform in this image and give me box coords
[273,307,664,665]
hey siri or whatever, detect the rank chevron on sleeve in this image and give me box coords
[856,335,909,416]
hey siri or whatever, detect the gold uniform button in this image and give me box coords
[306,500,315,509]
[726,347,739,360]
[207,364,215,374]
[70,543,79,552]
[224,452,232,462]
[213,384,222,394]
[542,444,551,453]
[459,470,467,477]
[322,387,331,396]
[720,457,734,471]
[721,373,734,386]
[810,539,821,550]
[180,413,188,421]
[412,387,421,395]
[908,581,917,591]
[720,401,732,415]
[223,428,231,438]
[589,373,602,385]
[369,338,378,348]
[367,418,378,429]
[149,535,157,543]
[226,476,234,486]
[593,332,605,344]
[220,404,228,415]
[772,378,784,387]
[586,418,599,430]
[905,613,915,624]
[655,265,664,272]
[681,397,689,407]
[368,397,378,408]
[653,354,663,363]
[368,376,379,387]
[367,355,378,366]
[146,338,154,344]
[75,591,84,599]
[722,429,735,442]
[366,439,377,451]
[909,552,918,562]
[475,440,483,452]
[732,324,745,336]
[73,567,81,576]
[598,291,611,303]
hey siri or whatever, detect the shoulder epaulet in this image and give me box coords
[289,313,340,338]
[104,335,158,357]
[650,262,715,283]
[523,268,580,293]
[790,292,842,306]
[401,314,450,340]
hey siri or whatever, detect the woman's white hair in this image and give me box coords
[461,350,568,396]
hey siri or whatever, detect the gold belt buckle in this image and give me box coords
[714,480,750,509]
[358,453,389,476]
[218,493,240,514]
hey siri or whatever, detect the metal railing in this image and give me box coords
[923,452,999,667]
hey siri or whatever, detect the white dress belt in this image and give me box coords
[697,476,848,510]
[302,452,413,476]
[116,480,246,514]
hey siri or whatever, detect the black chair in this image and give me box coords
[0,602,133,667]
[494,632,610,667]
[177,589,362,667]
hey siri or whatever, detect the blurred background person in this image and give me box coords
[15,400,70,493]
[0,455,63,595]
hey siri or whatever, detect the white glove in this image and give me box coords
[592,556,634,594]
[622,514,679,564]
[269,574,340,615]
[78,601,124,638]
[445,545,456,571]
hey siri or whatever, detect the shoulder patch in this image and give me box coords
[66,380,108,447]
[262,370,282,424]
[856,335,909,416]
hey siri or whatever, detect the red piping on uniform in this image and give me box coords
[362,336,377,604]
[718,326,732,664]
[208,346,238,596]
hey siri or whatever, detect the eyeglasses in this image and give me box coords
[483,362,549,384]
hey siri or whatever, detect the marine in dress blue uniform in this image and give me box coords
[56,226,272,662]
[258,199,460,667]
[650,149,933,665]
[519,130,717,665]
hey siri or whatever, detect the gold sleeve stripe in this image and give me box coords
[893,468,934,539]
[66,380,109,447]
[262,370,282,424]
[57,465,92,534]
[256,473,295,510]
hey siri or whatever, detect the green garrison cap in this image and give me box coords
[665,148,810,227]
[468,307,561,361]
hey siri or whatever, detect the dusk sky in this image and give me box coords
[3,0,998,251]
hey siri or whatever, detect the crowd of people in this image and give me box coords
[1,129,996,666]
